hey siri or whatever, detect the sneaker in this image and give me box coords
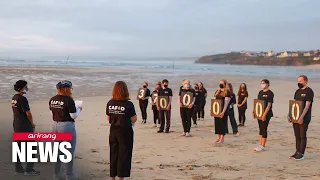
[153,124,157,127]
[24,169,40,176]
[143,120,147,124]
[254,145,265,152]
[157,130,164,133]
[201,118,204,121]
[289,152,298,159]
[181,132,186,136]
[165,129,170,133]
[233,132,240,136]
[185,132,191,137]
[193,124,197,128]
[294,153,304,161]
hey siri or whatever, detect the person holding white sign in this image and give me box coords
[252,79,274,152]
[50,80,82,180]
[287,75,314,160]
[151,83,161,127]
[213,79,231,144]
[137,82,150,124]
[178,80,196,137]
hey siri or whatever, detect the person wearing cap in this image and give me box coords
[11,80,40,176]
[50,80,81,180]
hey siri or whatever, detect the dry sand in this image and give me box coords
[0,67,319,180]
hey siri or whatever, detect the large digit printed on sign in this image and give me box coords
[151,92,158,104]
[289,100,304,123]
[210,99,223,117]
[158,96,169,110]
[180,92,193,107]
[137,88,146,99]
[253,99,265,119]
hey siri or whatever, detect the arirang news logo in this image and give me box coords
[12,132,73,163]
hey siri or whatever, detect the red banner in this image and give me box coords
[12,132,72,141]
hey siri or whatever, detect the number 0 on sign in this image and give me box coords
[158,96,169,110]
[289,100,304,123]
[210,99,222,117]
[180,92,193,107]
[253,99,265,119]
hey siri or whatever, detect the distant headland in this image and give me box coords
[195,50,320,66]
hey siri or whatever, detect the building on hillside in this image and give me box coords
[277,51,292,58]
[267,51,276,57]
[314,56,320,61]
[291,51,300,57]
[313,50,319,54]
[303,51,313,56]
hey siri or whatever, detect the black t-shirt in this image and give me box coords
[12,94,32,132]
[158,87,173,109]
[294,87,314,123]
[214,90,231,114]
[194,90,201,105]
[257,90,274,118]
[49,95,76,122]
[106,99,136,128]
[238,91,248,109]
[229,93,236,109]
[179,88,196,107]
[199,88,207,104]
[139,88,150,103]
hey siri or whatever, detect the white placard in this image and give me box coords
[75,100,83,109]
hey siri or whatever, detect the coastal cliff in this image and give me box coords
[195,52,319,66]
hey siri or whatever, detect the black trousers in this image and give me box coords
[225,108,238,134]
[192,104,201,125]
[152,105,159,124]
[238,107,246,125]
[109,126,134,178]
[180,107,193,133]
[293,123,309,154]
[199,101,206,119]
[257,117,271,138]
[159,109,171,131]
[214,113,228,135]
[15,140,35,172]
[139,101,148,120]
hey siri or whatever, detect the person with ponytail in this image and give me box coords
[50,80,81,180]
[213,80,231,144]
[237,83,248,126]
[226,83,239,136]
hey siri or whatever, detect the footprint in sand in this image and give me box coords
[75,155,83,159]
[94,160,109,165]
[90,149,99,153]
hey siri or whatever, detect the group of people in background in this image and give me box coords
[11,74,314,180]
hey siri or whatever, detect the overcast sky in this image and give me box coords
[0,0,319,58]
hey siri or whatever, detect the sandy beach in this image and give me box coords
[0,66,319,180]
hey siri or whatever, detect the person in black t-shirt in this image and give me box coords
[179,80,196,137]
[107,81,137,179]
[213,79,231,144]
[50,80,81,180]
[253,79,274,152]
[157,79,173,133]
[288,75,314,160]
[11,80,40,175]
[198,82,207,121]
[137,82,150,124]
[150,83,161,127]
[237,83,248,126]
[192,83,201,127]
[225,83,239,136]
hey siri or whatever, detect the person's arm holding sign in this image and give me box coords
[261,92,273,121]
[220,96,231,118]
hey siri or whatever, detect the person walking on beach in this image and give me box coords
[225,83,239,136]
[253,79,274,152]
[151,82,161,127]
[137,82,150,124]
[179,80,196,137]
[213,79,231,144]
[50,80,82,180]
[11,80,40,176]
[107,81,137,180]
[237,83,248,126]
[157,79,173,133]
[288,75,314,160]
[192,83,201,127]
[198,82,207,121]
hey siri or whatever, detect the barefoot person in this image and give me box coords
[50,80,81,180]
[137,82,150,124]
[107,81,137,180]
[225,83,239,136]
[213,80,231,144]
[12,80,40,176]
[151,82,161,127]
[253,79,274,152]
[157,79,173,133]
[192,83,201,127]
[237,83,248,126]
[179,80,195,137]
[288,75,314,160]
[198,82,207,121]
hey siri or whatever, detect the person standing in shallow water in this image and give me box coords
[11,80,40,176]
[198,82,207,121]
[137,82,150,124]
[107,81,137,180]
[213,79,231,144]
[237,83,248,126]
[253,79,274,152]
[288,75,314,161]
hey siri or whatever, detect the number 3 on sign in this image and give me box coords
[138,88,145,99]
